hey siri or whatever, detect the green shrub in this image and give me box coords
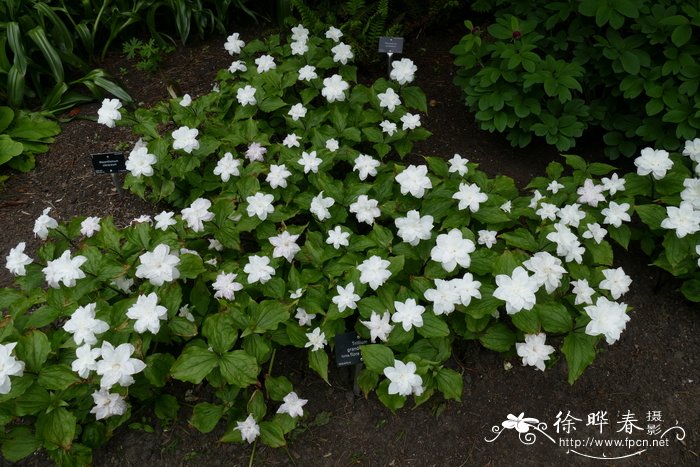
[0,106,60,173]
[451,0,700,159]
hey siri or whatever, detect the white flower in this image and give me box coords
[546,223,585,263]
[298,65,318,81]
[154,211,176,230]
[333,283,361,312]
[582,222,607,244]
[384,360,423,396]
[90,389,127,420]
[680,178,700,209]
[267,164,292,189]
[288,103,307,121]
[325,138,339,152]
[424,279,460,316]
[246,192,275,220]
[305,327,327,351]
[601,173,625,195]
[577,179,605,207]
[291,24,309,42]
[547,180,565,194]
[635,147,673,179]
[448,154,469,176]
[430,229,475,272]
[255,54,276,73]
[660,201,700,238]
[181,198,214,232]
[290,40,308,55]
[34,207,58,240]
[584,297,630,344]
[310,192,335,221]
[43,250,87,288]
[235,414,260,444]
[500,200,512,213]
[126,146,157,177]
[277,392,307,418]
[172,126,200,153]
[682,138,700,163]
[400,113,421,130]
[380,120,397,136]
[63,303,109,345]
[361,311,393,342]
[135,244,180,286]
[290,288,303,300]
[395,210,433,246]
[516,333,555,372]
[493,266,540,314]
[72,344,100,379]
[522,252,566,294]
[80,216,101,237]
[214,152,241,182]
[178,304,195,322]
[325,26,343,42]
[111,276,133,293]
[5,242,32,276]
[225,33,245,55]
[95,341,146,389]
[326,226,350,249]
[571,279,595,305]
[322,74,349,102]
[396,165,432,198]
[390,58,417,85]
[477,229,498,249]
[270,231,300,262]
[237,85,257,106]
[283,133,301,148]
[0,343,24,395]
[357,256,392,290]
[349,195,381,225]
[536,202,558,221]
[295,308,316,326]
[179,94,192,107]
[97,98,122,128]
[213,272,243,300]
[601,201,631,228]
[450,273,482,307]
[298,150,322,174]
[126,293,167,334]
[529,190,544,209]
[244,255,275,284]
[391,298,425,331]
[353,154,380,180]
[331,42,353,64]
[599,267,632,300]
[208,239,223,251]
[132,214,152,224]
[453,182,488,212]
[246,142,267,162]
[557,203,586,228]
[378,88,401,112]
[228,60,247,73]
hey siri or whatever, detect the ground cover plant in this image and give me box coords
[0,23,698,467]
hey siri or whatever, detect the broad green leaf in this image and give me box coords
[376,379,406,411]
[265,375,293,401]
[511,309,540,334]
[36,407,76,449]
[218,350,259,387]
[416,312,450,338]
[38,364,80,390]
[203,312,238,353]
[17,330,50,372]
[479,323,515,352]
[436,368,463,401]
[15,383,51,416]
[635,204,666,229]
[170,344,218,384]
[536,303,574,333]
[562,332,597,384]
[190,402,224,433]
[260,420,286,447]
[143,353,175,388]
[1,427,40,462]
[308,349,329,383]
[248,300,290,334]
[681,279,700,302]
[155,394,180,421]
[360,344,394,373]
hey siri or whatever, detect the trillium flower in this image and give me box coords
[224,33,245,55]
[246,142,267,162]
[325,26,343,42]
[448,154,469,176]
[80,216,101,237]
[390,58,417,84]
[181,198,214,232]
[5,242,33,276]
[228,60,247,73]
[310,192,335,221]
[384,359,423,396]
[179,94,192,107]
[453,182,487,212]
[305,327,327,351]
[97,98,122,128]
[295,308,315,326]
[424,279,460,315]
[570,279,595,305]
[283,133,301,148]
[601,173,625,195]
[154,211,176,230]
[288,103,307,121]
[321,74,349,102]
[34,207,58,240]
[126,146,157,177]
[43,250,87,288]
[132,214,152,224]
[255,54,276,73]
[267,164,291,189]
[500,200,512,213]
[360,311,393,342]
[298,150,322,174]
[584,297,630,344]
[0,343,24,395]
[325,138,339,152]
[212,272,244,301]
[450,273,482,307]
[682,138,700,163]
[331,42,353,64]
[63,303,109,345]
[430,229,475,272]
[237,85,257,106]
[557,203,586,228]
[91,389,127,420]
[577,179,605,207]
[214,152,241,182]
[290,288,303,300]
[400,113,421,130]
[391,298,425,331]
[72,344,100,379]
[332,283,361,312]
[357,256,392,290]
[111,276,134,293]
[582,222,607,244]
[277,392,308,418]
[246,192,275,220]
[599,267,632,300]
[477,229,498,248]
[135,244,180,286]
[502,413,540,433]
[349,195,381,224]
[270,231,301,262]
[377,88,401,112]
[680,178,700,209]
[244,255,275,284]
[660,201,700,238]
[235,414,260,444]
[547,180,565,194]
[380,120,397,136]
[96,341,146,389]
[536,202,558,221]
[634,147,673,179]
[126,293,168,334]
[298,65,318,81]
[522,252,566,294]
[353,154,380,180]
[529,190,544,209]
[172,126,200,153]
[601,201,631,228]
[208,239,224,252]
[291,24,309,42]
[493,266,539,314]
[290,40,308,56]
[546,223,585,263]
[178,304,195,322]
[516,333,555,371]
[326,226,350,249]
[395,165,432,198]
[395,210,433,246]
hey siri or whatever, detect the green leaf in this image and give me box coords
[170,344,218,384]
[563,154,587,171]
[203,312,238,353]
[376,379,406,411]
[178,253,206,279]
[586,239,613,266]
[308,349,329,383]
[190,402,224,433]
[15,383,51,416]
[511,309,540,334]
[0,135,24,165]
[265,375,294,401]
[672,24,692,47]
[168,316,198,338]
[218,350,259,387]
[536,303,574,333]
[38,365,80,390]
[2,426,41,462]
[401,86,428,113]
[155,394,180,421]
[360,344,394,373]
[417,312,450,338]
[479,323,515,352]
[248,301,290,334]
[608,225,631,249]
[562,332,597,384]
[143,353,175,388]
[436,368,463,401]
[260,420,287,447]
[36,407,76,449]
[500,229,538,252]
[680,279,700,302]
[17,330,50,372]
[635,204,666,230]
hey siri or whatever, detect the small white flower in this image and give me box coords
[660,201,700,238]
[181,198,214,232]
[635,147,673,179]
[295,307,316,326]
[0,343,24,395]
[601,173,625,195]
[577,179,606,207]
[599,267,632,300]
[72,344,100,379]
[325,138,339,152]
[582,222,607,244]
[391,298,425,331]
[450,273,482,307]
[154,211,176,230]
[179,94,192,107]
[126,146,157,177]
[547,180,565,194]
[212,272,243,300]
[290,40,308,56]
[43,250,87,288]
[288,103,307,121]
[395,210,433,246]
[298,65,318,81]
[353,154,380,180]
[246,192,275,220]
[546,223,585,264]
[5,242,33,276]
[390,58,417,85]
[80,216,101,237]
[246,142,267,162]
[208,239,224,251]
[228,60,247,73]
[453,182,487,212]
[310,192,335,221]
[291,24,309,42]
[34,207,58,240]
[283,133,301,148]
[601,201,631,228]
[380,120,397,136]
[557,203,586,228]
[378,88,401,112]
[682,138,700,163]
[322,74,349,103]
[332,283,361,312]
[224,33,245,55]
[400,113,421,130]
[277,392,307,418]
[290,288,303,300]
[267,164,292,189]
[244,255,275,284]
[131,215,152,224]
[680,178,700,209]
[97,98,122,128]
[90,389,127,420]
[326,226,350,249]
[493,266,540,314]
[395,165,432,198]
[95,341,146,389]
[111,276,133,293]
[384,360,423,396]
[448,154,469,176]
[516,333,555,372]
[325,26,343,42]
[178,304,195,322]
[214,152,242,182]
[255,54,276,73]
[536,202,558,221]
[269,231,301,262]
[126,293,168,334]
[63,303,109,345]
[135,244,180,286]
[571,279,595,305]
[522,252,566,294]
[237,85,257,106]
[172,126,200,153]
[331,42,353,64]
[298,150,322,174]
[424,279,460,316]
[235,414,260,444]
[584,297,630,344]
[500,201,512,213]
[430,229,475,272]
[360,311,393,342]
[349,195,381,225]
[529,190,544,209]
[357,256,392,290]
[477,230,498,248]
[305,327,327,351]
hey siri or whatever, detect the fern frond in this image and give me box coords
[291,0,322,30]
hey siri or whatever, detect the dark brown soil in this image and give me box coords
[1,22,698,467]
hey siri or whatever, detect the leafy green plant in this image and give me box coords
[451,0,700,159]
[0,106,60,172]
[122,38,175,73]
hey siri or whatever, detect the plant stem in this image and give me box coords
[248,440,257,467]
[268,348,277,376]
